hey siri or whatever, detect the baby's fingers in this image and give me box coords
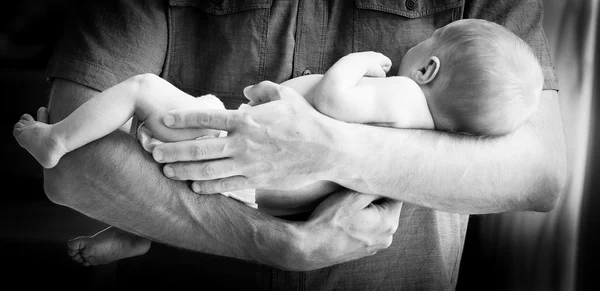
[37,107,49,123]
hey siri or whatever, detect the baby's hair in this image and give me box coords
[427,19,544,136]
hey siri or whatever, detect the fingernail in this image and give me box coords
[163,166,174,177]
[192,183,201,193]
[153,149,163,162]
[164,115,175,127]
[243,85,253,96]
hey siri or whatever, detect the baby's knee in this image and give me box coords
[127,73,166,97]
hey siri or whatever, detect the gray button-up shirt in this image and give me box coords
[47,0,558,290]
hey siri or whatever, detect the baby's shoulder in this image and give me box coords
[383,76,423,96]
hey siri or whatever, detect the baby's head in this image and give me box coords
[397,19,544,136]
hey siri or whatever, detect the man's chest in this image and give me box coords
[163,0,463,109]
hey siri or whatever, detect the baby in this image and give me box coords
[14,19,543,266]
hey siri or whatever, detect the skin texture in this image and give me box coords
[157,81,566,214]
[43,78,403,271]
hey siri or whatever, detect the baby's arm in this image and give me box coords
[308,52,391,123]
[14,74,219,168]
[311,52,433,129]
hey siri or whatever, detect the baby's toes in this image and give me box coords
[67,237,87,252]
[21,114,35,123]
[13,114,34,130]
[80,245,95,258]
[13,122,25,132]
[81,251,99,266]
[71,253,83,263]
[37,107,49,123]
[67,247,79,257]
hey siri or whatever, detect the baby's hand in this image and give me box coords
[343,51,392,77]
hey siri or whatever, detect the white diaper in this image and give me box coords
[136,94,257,208]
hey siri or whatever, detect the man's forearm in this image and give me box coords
[44,129,301,267]
[328,90,567,214]
[41,78,406,272]
[43,79,302,269]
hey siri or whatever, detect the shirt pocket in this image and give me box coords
[354,0,464,75]
[166,0,272,107]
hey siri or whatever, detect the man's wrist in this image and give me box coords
[272,220,330,272]
[283,221,310,271]
[317,117,355,183]
[321,120,368,189]
[250,218,308,271]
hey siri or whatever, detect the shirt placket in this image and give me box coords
[292,0,328,77]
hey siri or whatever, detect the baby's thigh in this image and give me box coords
[256,181,341,216]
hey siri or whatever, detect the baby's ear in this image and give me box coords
[412,56,440,85]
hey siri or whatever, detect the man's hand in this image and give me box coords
[153,81,343,193]
[285,189,402,271]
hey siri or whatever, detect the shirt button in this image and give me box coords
[405,0,418,10]
[302,69,312,76]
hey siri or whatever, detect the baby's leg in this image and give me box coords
[14,74,219,169]
[256,181,341,216]
[14,75,154,169]
[13,107,67,168]
[67,227,151,267]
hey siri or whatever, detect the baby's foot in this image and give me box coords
[13,108,66,168]
[67,227,151,267]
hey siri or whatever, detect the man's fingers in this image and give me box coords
[191,176,250,194]
[164,109,240,130]
[342,190,383,209]
[153,138,232,163]
[162,158,241,181]
[382,199,403,216]
[372,199,403,235]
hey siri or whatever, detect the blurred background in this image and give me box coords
[1,0,598,290]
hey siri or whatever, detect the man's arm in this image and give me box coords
[44,79,295,264]
[43,78,402,271]
[156,83,565,214]
[330,89,566,214]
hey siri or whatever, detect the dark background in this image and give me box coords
[1,0,116,288]
[2,1,598,290]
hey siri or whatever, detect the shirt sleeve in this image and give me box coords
[46,0,168,91]
[464,0,559,91]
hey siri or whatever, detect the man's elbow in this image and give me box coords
[528,152,567,212]
[43,163,76,207]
